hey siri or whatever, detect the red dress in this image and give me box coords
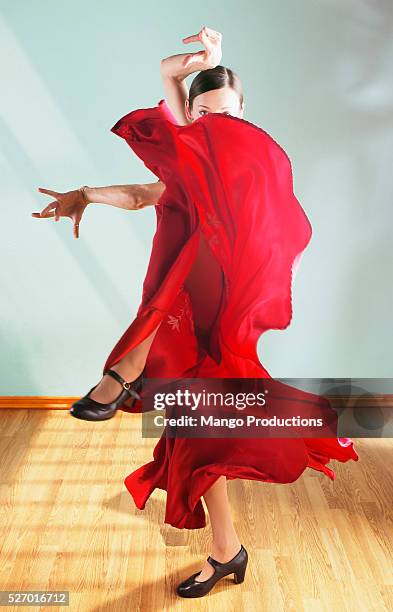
[102,99,359,529]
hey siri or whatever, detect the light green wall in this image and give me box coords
[0,1,391,395]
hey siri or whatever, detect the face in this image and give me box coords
[185,86,244,122]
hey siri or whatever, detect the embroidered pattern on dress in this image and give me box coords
[167,290,194,332]
[167,313,182,332]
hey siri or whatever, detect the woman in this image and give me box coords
[32,26,358,598]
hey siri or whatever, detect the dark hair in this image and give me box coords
[188,65,244,110]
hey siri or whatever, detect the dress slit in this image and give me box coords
[120,226,226,406]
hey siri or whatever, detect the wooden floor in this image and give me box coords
[0,409,392,611]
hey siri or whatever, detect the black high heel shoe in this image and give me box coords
[176,544,248,598]
[69,368,145,422]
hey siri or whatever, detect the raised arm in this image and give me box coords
[32,27,222,239]
[160,26,222,125]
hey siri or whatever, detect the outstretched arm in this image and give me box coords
[80,182,165,210]
[160,26,222,125]
[32,181,166,239]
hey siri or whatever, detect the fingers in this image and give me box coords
[73,217,81,239]
[31,201,58,218]
[203,26,221,38]
[32,205,80,237]
[200,27,213,50]
[182,28,222,65]
[42,202,58,218]
[182,31,201,44]
[37,187,61,197]
[37,187,61,220]
[31,211,56,218]
[182,25,220,47]
[203,27,222,50]
[182,50,206,68]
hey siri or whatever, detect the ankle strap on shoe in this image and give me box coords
[106,369,143,394]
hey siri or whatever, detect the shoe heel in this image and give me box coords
[233,563,247,584]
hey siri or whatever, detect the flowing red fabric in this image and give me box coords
[102,99,359,529]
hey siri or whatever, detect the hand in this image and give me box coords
[182,26,222,71]
[32,187,89,239]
